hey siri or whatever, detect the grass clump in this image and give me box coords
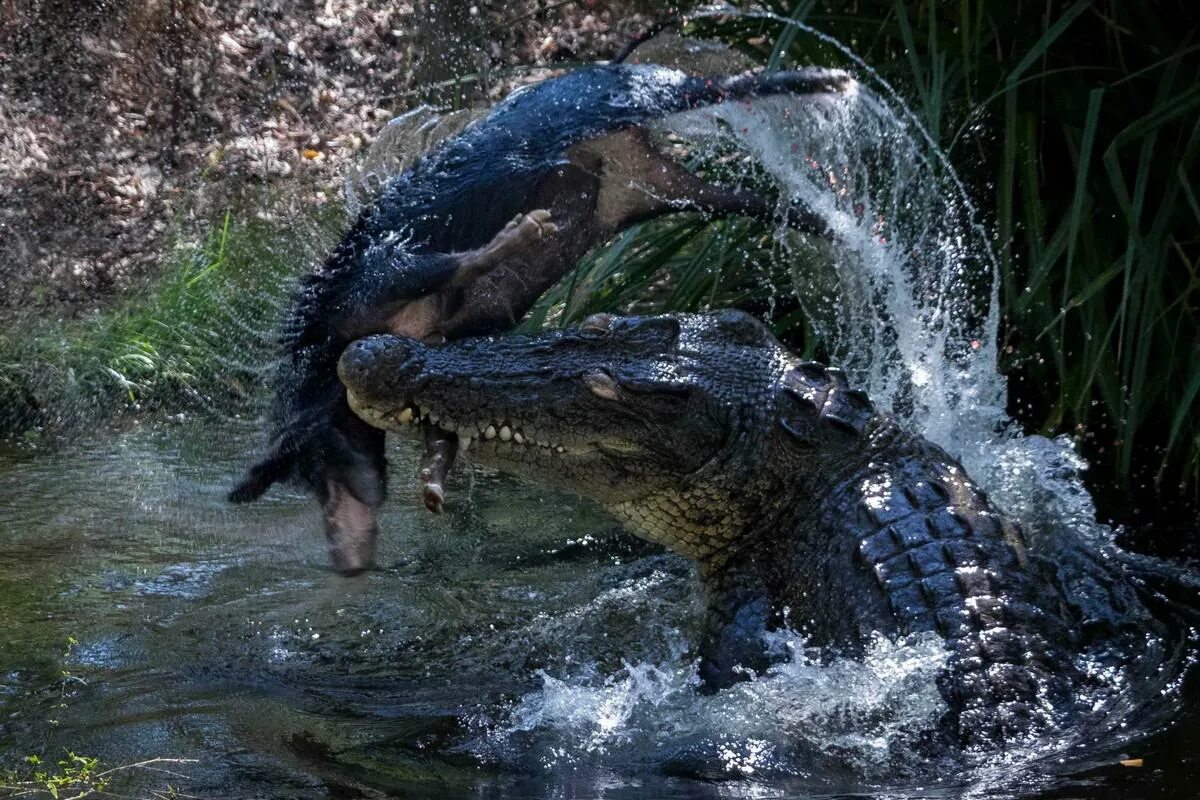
[0,209,335,438]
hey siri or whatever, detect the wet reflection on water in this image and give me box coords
[0,417,1196,799]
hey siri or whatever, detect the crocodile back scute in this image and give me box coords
[829,441,1081,744]
[778,361,877,446]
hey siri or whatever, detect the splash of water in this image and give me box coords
[467,621,950,779]
[459,17,1139,776]
[659,15,1107,553]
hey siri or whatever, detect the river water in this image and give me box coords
[0,414,1196,799]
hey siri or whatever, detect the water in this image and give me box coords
[0,417,1196,798]
[3,25,1199,799]
[660,38,1058,528]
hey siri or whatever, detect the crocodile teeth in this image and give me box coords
[402,411,571,453]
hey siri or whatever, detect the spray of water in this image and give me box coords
[464,567,951,780]
[462,16,1145,777]
[655,13,1111,554]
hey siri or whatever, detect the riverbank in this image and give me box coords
[0,0,662,436]
[0,0,654,322]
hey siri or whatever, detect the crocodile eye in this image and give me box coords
[580,313,615,336]
[713,309,769,346]
[583,368,621,401]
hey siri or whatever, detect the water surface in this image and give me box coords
[1,416,1196,799]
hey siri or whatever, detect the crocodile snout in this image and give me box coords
[338,335,425,401]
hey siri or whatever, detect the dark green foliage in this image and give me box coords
[535,2,1200,501]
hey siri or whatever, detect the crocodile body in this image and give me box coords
[335,310,1162,748]
[227,64,850,573]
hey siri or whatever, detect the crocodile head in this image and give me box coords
[337,310,866,560]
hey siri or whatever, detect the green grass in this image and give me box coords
[0,207,339,437]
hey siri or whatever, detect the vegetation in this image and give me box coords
[1,2,1195,510]
[792,1,1198,504]
[0,209,339,437]
[528,2,1200,507]
[0,636,197,798]
[1,752,196,798]
[2,752,109,799]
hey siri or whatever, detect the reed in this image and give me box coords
[539,2,1200,502]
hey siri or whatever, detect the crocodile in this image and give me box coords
[227,64,852,574]
[335,309,1165,748]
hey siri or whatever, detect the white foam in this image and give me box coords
[664,74,1112,560]
[467,628,949,777]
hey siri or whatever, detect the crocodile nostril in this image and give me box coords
[338,339,379,383]
[338,335,423,391]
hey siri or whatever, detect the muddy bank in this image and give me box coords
[0,0,661,322]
